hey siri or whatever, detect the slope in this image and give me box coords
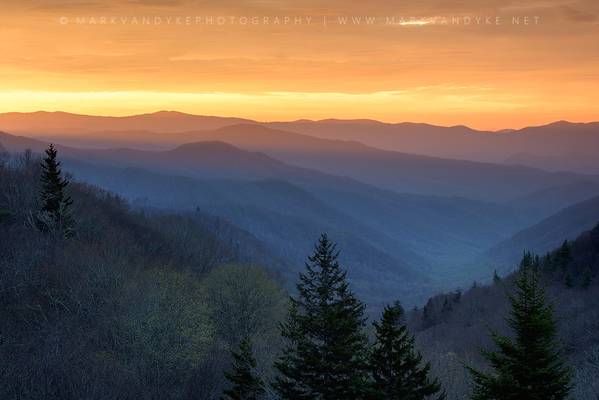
[481,196,599,274]
[410,224,599,400]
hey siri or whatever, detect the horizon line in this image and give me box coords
[0,109,594,133]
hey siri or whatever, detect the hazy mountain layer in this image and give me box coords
[3,111,597,173]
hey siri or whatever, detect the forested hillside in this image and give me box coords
[4,0,599,396]
[412,224,599,399]
[0,151,288,399]
[6,130,599,308]
[1,146,598,399]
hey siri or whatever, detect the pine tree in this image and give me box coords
[468,256,572,400]
[370,301,445,400]
[273,233,370,400]
[36,144,74,235]
[222,338,265,400]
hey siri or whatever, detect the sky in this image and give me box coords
[1,0,598,130]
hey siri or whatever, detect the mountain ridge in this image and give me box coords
[2,109,597,132]
[3,110,597,173]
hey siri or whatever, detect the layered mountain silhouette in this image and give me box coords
[268,119,599,173]
[1,111,598,173]
[4,120,598,202]
[0,110,254,134]
[481,196,599,274]
[2,112,599,303]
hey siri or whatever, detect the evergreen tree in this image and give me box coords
[222,338,265,400]
[564,272,574,288]
[421,298,434,329]
[581,268,592,289]
[441,297,452,314]
[273,233,369,399]
[591,223,599,250]
[555,241,572,270]
[468,256,572,400]
[370,301,445,400]
[493,270,501,285]
[36,144,74,235]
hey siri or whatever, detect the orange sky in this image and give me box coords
[1,0,598,130]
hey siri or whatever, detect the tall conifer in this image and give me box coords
[468,256,572,400]
[274,233,369,399]
[36,144,74,235]
[222,338,265,400]
[370,301,445,400]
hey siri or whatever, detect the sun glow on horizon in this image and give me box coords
[1,1,599,130]
[0,88,597,130]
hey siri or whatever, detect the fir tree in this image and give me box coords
[468,256,572,400]
[493,270,501,285]
[370,301,445,400]
[36,144,74,235]
[555,241,572,270]
[222,338,265,400]
[273,233,370,400]
[421,299,434,329]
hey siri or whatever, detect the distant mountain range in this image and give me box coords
[3,120,599,202]
[2,114,599,304]
[268,119,599,173]
[0,110,253,134]
[1,111,597,173]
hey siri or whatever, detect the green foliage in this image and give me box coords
[1,160,286,399]
[201,265,288,348]
[468,256,572,400]
[126,269,213,381]
[36,144,74,236]
[222,338,266,400]
[370,301,445,400]
[274,233,370,400]
[203,264,288,398]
